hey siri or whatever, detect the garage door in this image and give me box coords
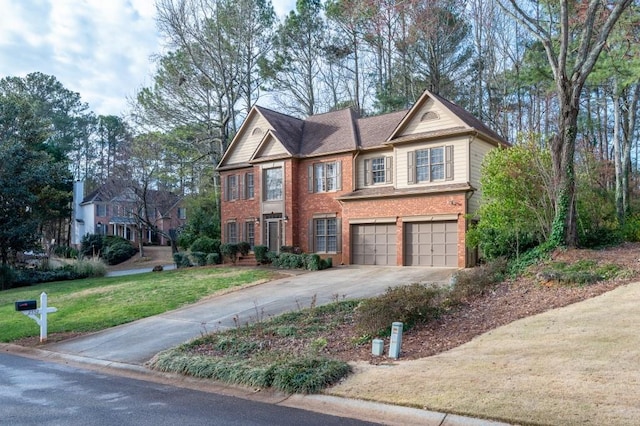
[404,221,458,267]
[351,224,396,265]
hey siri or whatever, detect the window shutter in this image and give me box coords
[239,174,245,200]
[224,176,229,201]
[445,145,454,181]
[336,161,342,190]
[308,164,314,193]
[308,219,315,252]
[364,159,371,186]
[407,151,415,184]
[336,218,342,253]
[385,156,393,183]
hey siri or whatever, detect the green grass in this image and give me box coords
[0,267,274,342]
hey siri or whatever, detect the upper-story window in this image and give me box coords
[226,175,238,201]
[308,161,342,193]
[177,207,187,220]
[264,167,283,201]
[364,156,393,185]
[408,145,453,184]
[96,204,108,217]
[245,172,254,199]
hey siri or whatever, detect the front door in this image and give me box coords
[266,219,282,252]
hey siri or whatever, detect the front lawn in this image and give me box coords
[0,267,274,342]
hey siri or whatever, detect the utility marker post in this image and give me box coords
[15,292,58,343]
[388,322,403,359]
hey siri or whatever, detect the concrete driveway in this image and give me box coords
[45,266,455,365]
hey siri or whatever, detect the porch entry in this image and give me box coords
[263,213,283,252]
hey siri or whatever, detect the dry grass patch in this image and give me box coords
[327,282,640,425]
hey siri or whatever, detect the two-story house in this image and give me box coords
[217,89,508,268]
[71,181,186,247]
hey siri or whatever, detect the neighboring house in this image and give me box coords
[217,89,508,268]
[71,181,186,248]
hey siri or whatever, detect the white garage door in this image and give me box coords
[351,224,396,265]
[404,221,458,267]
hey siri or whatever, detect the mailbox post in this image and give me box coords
[15,292,57,343]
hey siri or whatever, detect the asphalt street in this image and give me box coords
[0,352,377,426]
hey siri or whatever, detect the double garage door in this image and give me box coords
[351,221,458,267]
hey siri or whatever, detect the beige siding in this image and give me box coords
[395,137,468,189]
[356,150,394,189]
[398,98,464,136]
[259,137,288,157]
[225,114,271,165]
[468,139,495,214]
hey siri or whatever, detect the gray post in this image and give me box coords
[388,322,403,359]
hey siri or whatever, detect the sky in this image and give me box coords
[0,0,295,117]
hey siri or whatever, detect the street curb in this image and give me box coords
[1,343,511,426]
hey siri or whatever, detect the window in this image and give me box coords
[177,207,187,220]
[364,156,393,185]
[308,161,341,193]
[408,145,453,184]
[226,175,238,201]
[96,204,108,217]
[245,173,254,199]
[264,167,282,201]
[227,222,238,244]
[312,217,339,253]
[244,221,255,247]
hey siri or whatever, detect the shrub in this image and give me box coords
[0,265,16,291]
[238,241,251,256]
[102,241,136,265]
[305,254,321,271]
[622,214,640,242]
[80,234,105,257]
[275,253,305,269]
[320,257,332,270]
[206,253,220,265]
[449,258,507,303]
[173,252,192,268]
[190,237,220,255]
[266,251,279,264]
[72,258,107,278]
[53,245,78,259]
[220,243,239,263]
[354,283,445,337]
[190,251,208,266]
[254,245,269,264]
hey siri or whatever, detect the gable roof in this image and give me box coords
[358,110,408,149]
[299,108,359,156]
[81,182,182,216]
[388,89,508,146]
[255,106,304,154]
[219,90,508,169]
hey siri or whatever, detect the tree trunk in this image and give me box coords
[612,89,624,223]
[550,85,579,247]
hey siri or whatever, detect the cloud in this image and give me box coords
[0,0,159,116]
[0,0,297,116]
